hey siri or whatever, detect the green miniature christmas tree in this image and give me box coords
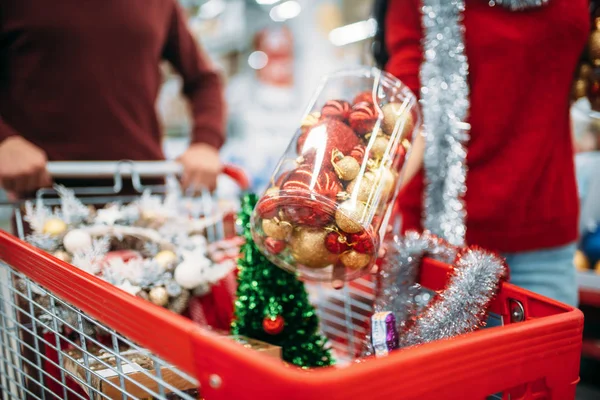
[231,194,333,368]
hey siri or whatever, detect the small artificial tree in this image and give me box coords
[231,194,333,368]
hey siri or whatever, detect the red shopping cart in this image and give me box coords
[0,162,584,400]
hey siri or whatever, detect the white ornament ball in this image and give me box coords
[63,229,93,254]
[153,250,178,270]
[174,257,211,290]
[148,287,169,307]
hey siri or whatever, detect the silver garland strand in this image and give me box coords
[361,231,506,356]
[420,0,549,246]
[361,231,458,357]
[400,246,507,347]
[489,0,550,11]
[420,0,471,247]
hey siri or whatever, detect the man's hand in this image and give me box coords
[177,143,221,193]
[0,136,51,195]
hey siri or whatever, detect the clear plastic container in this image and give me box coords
[251,67,421,282]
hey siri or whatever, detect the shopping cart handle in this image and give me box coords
[46,161,250,190]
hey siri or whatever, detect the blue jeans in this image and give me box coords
[503,243,578,307]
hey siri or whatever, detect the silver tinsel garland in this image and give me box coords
[420,0,549,246]
[362,231,506,356]
[489,0,550,11]
[420,0,471,247]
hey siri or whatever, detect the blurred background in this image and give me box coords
[159,0,377,191]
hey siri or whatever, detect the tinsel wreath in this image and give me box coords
[362,230,507,357]
[231,194,333,368]
[420,0,549,246]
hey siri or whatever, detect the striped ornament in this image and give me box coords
[349,101,378,136]
[321,100,352,121]
[352,91,375,106]
[350,144,366,163]
[282,166,342,200]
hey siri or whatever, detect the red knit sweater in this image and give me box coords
[386,0,589,253]
[0,0,225,162]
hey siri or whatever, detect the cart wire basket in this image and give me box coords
[0,162,585,400]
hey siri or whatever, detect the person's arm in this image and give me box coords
[0,119,51,195]
[384,0,425,187]
[162,1,226,191]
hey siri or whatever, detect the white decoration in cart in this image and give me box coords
[23,199,58,234]
[174,257,212,290]
[117,280,142,296]
[55,185,91,224]
[95,205,125,226]
[26,233,60,252]
[71,237,110,276]
[63,229,93,254]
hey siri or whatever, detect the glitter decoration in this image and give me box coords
[488,0,550,11]
[231,194,334,368]
[401,245,508,347]
[55,185,91,225]
[361,230,505,356]
[420,0,547,246]
[420,0,471,247]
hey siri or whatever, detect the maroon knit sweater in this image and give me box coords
[0,0,225,162]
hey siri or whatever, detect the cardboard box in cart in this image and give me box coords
[0,229,584,400]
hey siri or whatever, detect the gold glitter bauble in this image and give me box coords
[381,103,415,139]
[289,228,336,269]
[43,218,67,237]
[371,135,390,159]
[346,172,376,202]
[590,21,600,66]
[375,167,397,199]
[574,250,589,271]
[262,218,293,240]
[334,156,360,181]
[340,250,371,270]
[149,287,169,307]
[154,250,178,270]
[335,201,366,234]
[580,64,593,80]
[573,79,587,100]
[301,112,321,132]
[595,261,600,275]
[53,250,72,263]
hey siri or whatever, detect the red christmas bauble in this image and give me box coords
[298,120,359,167]
[281,166,342,201]
[349,102,378,136]
[324,231,349,254]
[263,315,285,335]
[348,231,374,254]
[265,237,286,255]
[282,203,332,227]
[321,100,352,121]
[256,189,280,219]
[350,144,366,163]
[353,91,375,105]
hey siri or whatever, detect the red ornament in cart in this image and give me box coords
[263,315,285,335]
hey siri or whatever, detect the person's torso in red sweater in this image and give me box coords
[386,0,589,253]
[1,0,181,162]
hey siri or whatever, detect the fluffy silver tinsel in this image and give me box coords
[489,0,550,11]
[420,0,548,246]
[421,0,471,247]
[362,231,506,356]
[400,246,507,347]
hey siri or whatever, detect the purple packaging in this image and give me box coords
[371,311,399,357]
